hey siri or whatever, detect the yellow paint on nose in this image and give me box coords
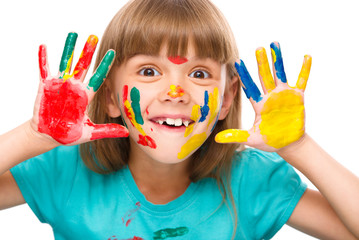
[259,90,305,149]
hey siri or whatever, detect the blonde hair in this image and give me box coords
[80,0,242,237]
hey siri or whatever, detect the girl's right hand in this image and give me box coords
[31,32,129,146]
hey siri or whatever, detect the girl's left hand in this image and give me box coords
[215,42,312,152]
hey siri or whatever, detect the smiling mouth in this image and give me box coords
[150,117,195,128]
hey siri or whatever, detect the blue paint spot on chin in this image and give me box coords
[199,91,209,122]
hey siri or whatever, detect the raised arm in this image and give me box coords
[216,42,359,239]
[0,33,129,209]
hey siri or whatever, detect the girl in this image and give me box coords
[1,0,359,239]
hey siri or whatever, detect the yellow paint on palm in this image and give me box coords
[256,48,275,92]
[215,129,250,143]
[259,90,305,149]
[184,104,200,137]
[178,132,207,159]
[124,100,146,136]
[296,55,312,90]
[207,87,219,127]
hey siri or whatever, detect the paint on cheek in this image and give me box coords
[73,35,98,80]
[184,104,200,137]
[38,79,87,144]
[259,90,305,148]
[167,56,188,65]
[178,132,207,159]
[207,87,219,126]
[130,87,144,125]
[167,85,184,98]
[153,227,189,240]
[198,91,209,122]
[123,85,156,148]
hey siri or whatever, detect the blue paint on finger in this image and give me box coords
[270,42,287,83]
[235,61,262,102]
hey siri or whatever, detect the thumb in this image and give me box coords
[88,122,129,141]
[215,129,250,144]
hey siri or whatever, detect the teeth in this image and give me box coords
[183,121,189,127]
[166,118,175,125]
[156,118,190,127]
[174,119,182,127]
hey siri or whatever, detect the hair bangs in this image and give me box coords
[106,0,237,65]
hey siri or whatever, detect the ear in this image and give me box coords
[218,75,238,120]
[105,82,122,118]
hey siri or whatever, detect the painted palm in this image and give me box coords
[216,42,312,152]
[34,33,128,145]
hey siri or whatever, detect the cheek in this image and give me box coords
[120,85,157,149]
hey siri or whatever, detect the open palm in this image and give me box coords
[32,33,128,145]
[216,42,312,152]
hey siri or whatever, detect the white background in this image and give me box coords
[0,0,358,239]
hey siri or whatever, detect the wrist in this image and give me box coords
[25,120,60,150]
[277,133,312,165]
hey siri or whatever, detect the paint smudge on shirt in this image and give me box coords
[153,227,189,240]
[167,85,185,98]
[122,202,141,227]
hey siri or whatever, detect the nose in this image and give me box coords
[158,83,191,104]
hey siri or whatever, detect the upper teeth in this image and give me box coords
[156,118,190,127]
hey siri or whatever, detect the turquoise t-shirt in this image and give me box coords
[10,146,306,240]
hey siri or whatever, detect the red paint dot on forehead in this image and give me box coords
[168,56,188,65]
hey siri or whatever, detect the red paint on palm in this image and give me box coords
[38,79,88,144]
[73,35,98,80]
[38,45,48,80]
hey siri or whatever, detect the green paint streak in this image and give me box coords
[88,50,115,92]
[130,87,144,125]
[59,32,78,73]
[153,227,189,240]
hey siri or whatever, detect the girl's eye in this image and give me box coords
[189,70,210,79]
[139,67,160,77]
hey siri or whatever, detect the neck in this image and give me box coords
[128,144,191,204]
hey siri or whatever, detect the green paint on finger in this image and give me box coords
[153,227,189,240]
[130,87,144,125]
[59,32,78,74]
[88,50,115,92]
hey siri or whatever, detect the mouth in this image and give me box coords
[150,116,195,130]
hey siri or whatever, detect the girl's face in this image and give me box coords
[108,44,231,165]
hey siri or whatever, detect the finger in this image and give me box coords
[88,122,129,140]
[296,55,312,91]
[38,44,50,81]
[73,35,99,81]
[215,129,250,143]
[256,47,276,93]
[59,32,78,79]
[87,50,116,93]
[270,42,287,84]
[235,60,262,103]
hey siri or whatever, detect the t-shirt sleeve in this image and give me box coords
[10,145,79,225]
[232,148,307,239]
